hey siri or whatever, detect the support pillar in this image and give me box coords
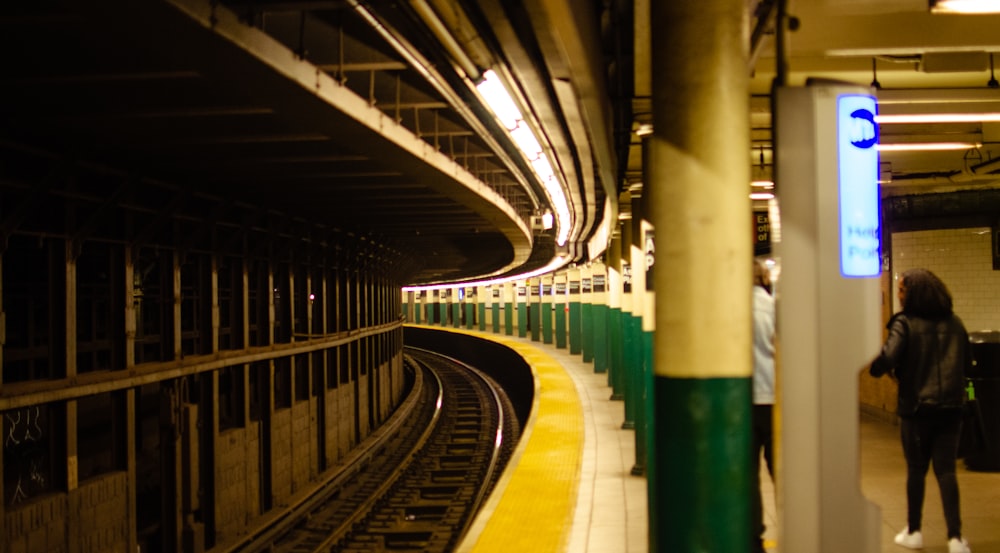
[530,278,541,342]
[649,1,752,551]
[590,262,608,373]
[477,285,487,331]
[542,276,554,344]
[619,197,637,428]
[451,287,461,328]
[490,285,501,333]
[607,236,624,397]
[516,280,528,338]
[503,282,514,336]
[629,186,652,473]
[568,268,582,354]
[464,286,475,329]
[554,273,567,348]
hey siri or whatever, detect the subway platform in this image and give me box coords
[453,330,1000,553]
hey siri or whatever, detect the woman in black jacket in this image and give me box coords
[870,268,972,553]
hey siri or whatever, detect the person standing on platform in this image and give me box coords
[869,268,972,553]
[751,259,776,553]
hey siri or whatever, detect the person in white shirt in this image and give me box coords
[751,259,775,553]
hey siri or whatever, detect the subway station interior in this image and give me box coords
[2,0,1000,552]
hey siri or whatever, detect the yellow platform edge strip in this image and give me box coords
[415,328,584,553]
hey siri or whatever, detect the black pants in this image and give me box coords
[751,404,774,553]
[900,408,963,539]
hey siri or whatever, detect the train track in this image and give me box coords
[226,347,520,553]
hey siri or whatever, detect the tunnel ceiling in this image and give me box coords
[0,0,620,285]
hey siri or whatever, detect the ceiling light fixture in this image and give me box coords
[877,142,982,152]
[476,69,571,246]
[876,113,1000,123]
[930,0,1000,13]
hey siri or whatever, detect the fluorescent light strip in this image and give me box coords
[402,253,570,292]
[877,142,982,152]
[931,0,1000,14]
[876,113,1000,124]
[476,70,571,246]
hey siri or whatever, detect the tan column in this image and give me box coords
[648,0,752,550]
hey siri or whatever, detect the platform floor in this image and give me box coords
[507,334,1000,553]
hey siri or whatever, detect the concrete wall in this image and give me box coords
[216,423,261,543]
[4,473,129,553]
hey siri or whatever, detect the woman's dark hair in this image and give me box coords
[900,268,953,319]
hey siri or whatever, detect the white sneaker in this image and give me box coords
[894,527,924,549]
[948,537,971,553]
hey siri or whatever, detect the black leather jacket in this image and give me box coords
[870,312,971,416]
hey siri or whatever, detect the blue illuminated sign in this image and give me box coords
[837,94,880,277]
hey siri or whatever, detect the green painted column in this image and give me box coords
[463,288,477,330]
[530,279,541,342]
[413,292,422,323]
[450,288,461,328]
[555,275,567,349]
[568,268,582,354]
[606,240,624,397]
[581,268,593,362]
[591,263,609,374]
[402,290,412,323]
[503,282,514,336]
[648,0,752,551]
[490,286,501,333]
[620,206,637,429]
[632,216,654,475]
[477,285,487,331]
[516,281,528,338]
[428,290,448,326]
[542,276,554,344]
[437,290,447,326]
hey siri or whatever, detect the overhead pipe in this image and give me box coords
[344,0,541,210]
[748,0,778,74]
[970,153,1000,174]
[407,0,482,82]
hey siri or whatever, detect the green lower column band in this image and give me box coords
[465,303,475,329]
[491,303,500,333]
[591,304,608,373]
[622,313,637,427]
[517,302,527,337]
[568,302,581,354]
[631,327,652,475]
[581,303,593,362]
[608,307,623,395]
[478,303,486,331]
[530,302,541,342]
[650,375,751,553]
[542,304,553,344]
[504,302,513,335]
[555,303,567,348]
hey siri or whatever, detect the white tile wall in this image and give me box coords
[890,227,1000,332]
